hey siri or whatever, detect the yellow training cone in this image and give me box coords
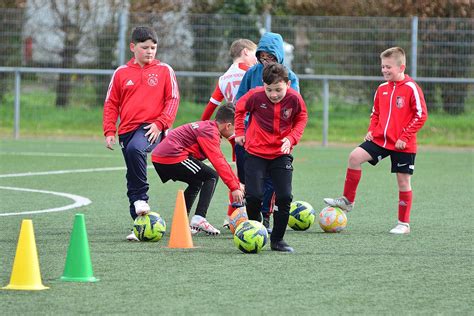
[3,219,49,290]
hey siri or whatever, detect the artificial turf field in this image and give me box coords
[0,139,472,314]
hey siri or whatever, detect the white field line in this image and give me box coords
[0,186,91,216]
[0,151,117,158]
[0,166,127,178]
[0,157,234,216]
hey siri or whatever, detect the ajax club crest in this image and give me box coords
[147,73,158,86]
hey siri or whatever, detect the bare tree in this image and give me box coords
[26,0,116,107]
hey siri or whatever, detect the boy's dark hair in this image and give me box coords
[262,63,289,85]
[131,26,158,44]
[215,103,235,124]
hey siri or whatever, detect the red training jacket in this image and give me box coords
[103,58,180,136]
[235,87,308,159]
[151,120,240,192]
[370,75,428,153]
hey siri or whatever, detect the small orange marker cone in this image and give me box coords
[3,219,49,291]
[168,190,194,248]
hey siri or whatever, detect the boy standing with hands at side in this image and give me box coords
[235,64,308,252]
[103,26,180,241]
[324,47,428,234]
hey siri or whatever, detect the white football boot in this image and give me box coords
[126,231,139,241]
[389,221,410,234]
[323,196,354,212]
[133,200,150,216]
[190,215,221,236]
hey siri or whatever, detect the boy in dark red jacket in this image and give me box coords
[324,47,428,234]
[152,104,245,236]
[235,64,308,252]
[103,26,180,241]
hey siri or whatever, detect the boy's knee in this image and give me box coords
[275,195,292,210]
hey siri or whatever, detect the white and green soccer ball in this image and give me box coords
[288,201,316,231]
[233,220,268,254]
[133,212,166,242]
[319,206,347,233]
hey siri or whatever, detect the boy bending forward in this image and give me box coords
[152,104,244,235]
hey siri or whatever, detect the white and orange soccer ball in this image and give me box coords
[319,206,347,233]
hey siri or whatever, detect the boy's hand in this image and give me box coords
[395,139,406,150]
[231,189,245,204]
[281,137,291,154]
[239,183,245,194]
[144,123,161,143]
[364,131,373,141]
[105,136,115,150]
[235,136,245,146]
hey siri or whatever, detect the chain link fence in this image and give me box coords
[0,7,473,138]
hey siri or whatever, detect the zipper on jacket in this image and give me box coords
[383,83,396,147]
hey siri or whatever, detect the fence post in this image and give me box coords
[118,9,129,66]
[264,11,271,32]
[411,16,418,79]
[322,79,329,147]
[14,70,21,139]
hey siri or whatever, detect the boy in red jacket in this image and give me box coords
[324,47,428,234]
[235,63,308,252]
[152,104,244,236]
[103,26,180,240]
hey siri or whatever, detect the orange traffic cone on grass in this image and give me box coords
[168,190,194,248]
[3,219,49,291]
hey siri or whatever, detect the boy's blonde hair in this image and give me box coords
[229,39,257,60]
[380,47,406,66]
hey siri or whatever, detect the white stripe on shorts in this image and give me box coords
[181,159,201,174]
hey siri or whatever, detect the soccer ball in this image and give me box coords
[233,220,268,254]
[133,212,166,241]
[288,201,316,231]
[319,206,347,233]
[228,207,249,234]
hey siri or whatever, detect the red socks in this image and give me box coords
[343,168,361,203]
[398,191,412,223]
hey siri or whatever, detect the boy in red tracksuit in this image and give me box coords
[152,104,244,236]
[103,26,180,241]
[324,47,428,234]
[235,63,308,252]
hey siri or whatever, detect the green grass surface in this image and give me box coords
[1,92,473,146]
[0,139,472,314]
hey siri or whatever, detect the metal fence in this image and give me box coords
[0,8,473,140]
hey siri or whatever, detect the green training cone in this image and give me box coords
[60,214,99,282]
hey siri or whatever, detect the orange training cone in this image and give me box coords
[3,219,49,290]
[168,190,194,248]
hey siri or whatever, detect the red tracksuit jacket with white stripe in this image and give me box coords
[103,58,180,136]
[370,75,428,153]
[151,120,240,192]
[235,87,308,159]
